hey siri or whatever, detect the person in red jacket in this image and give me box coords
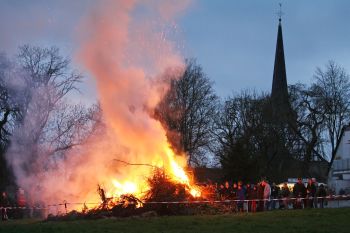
[16,188,26,207]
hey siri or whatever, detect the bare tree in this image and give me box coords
[288,84,327,170]
[17,45,82,118]
[286,61,350,173]
[0,53,12,146]
[313,61,350,168]
[43,103,101,159]
[0,53,18,188]
[4,45,97,177]
[155,59,218,166]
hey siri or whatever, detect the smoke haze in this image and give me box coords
[5,0,190,211]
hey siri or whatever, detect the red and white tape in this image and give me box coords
[1,194,350,210]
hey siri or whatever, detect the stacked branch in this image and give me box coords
[144,168,189,202]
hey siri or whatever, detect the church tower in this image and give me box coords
[266,6,296,181]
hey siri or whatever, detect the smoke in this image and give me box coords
[5,0,190,210]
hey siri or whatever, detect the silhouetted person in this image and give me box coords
[270,182,280,210]
[250,185,258,212]
[223,181,232,200]
[317,184,327,208]
[236,181,246,212]
[306,178,316,208]
[293,178,306,209]
[262,179,271,210]
[257,181,265,211]
[218,184,225,200]
[280,182,290,209]
[1,192,9,221]
[246,184,253,212]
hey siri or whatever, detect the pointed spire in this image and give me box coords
[271,10,289,107]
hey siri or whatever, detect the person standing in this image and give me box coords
[218,184,225,200]
[293,178,306,209]
[263,180,271,211]
[246,183,253,212]
[280,182,290,209]
[257,181,265,212]
[1,192,9,221]
[231,182,238,212]
[270,183,280,210]
[317,184,327,208]
[312,178,318,208]
[250,185,258,212]
[236,181,246,212]
[223,181,232,200]
[306,178,317,208]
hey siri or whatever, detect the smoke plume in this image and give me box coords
[6,0,190,212]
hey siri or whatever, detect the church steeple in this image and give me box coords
[271,10,289,111]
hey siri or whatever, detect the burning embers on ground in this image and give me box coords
[47,166,204,219]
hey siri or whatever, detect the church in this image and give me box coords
[269,14,328,182]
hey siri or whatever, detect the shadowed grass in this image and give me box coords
[1,208,349,233]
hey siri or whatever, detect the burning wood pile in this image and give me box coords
[47,167,212,220]
[144,168,194,202]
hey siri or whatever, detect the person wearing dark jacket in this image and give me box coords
[250,185,258,212]
[270,183,280,210]
[293,178,306,209]
[223,181,232,200]
[279,182,290,209]
[306,178,317,208]
[317,184,327,208]
[236,182,246,212]
[246,184,253,212]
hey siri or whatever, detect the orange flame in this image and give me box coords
[107,144,201,200]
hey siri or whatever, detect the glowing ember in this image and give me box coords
[190,188,201,198]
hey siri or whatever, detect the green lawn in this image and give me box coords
[1,208,349,233]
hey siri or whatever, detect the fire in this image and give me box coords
[111,180,139,196]
[108,144,202,201]
[165,147,202,198]
[59,0,200,212]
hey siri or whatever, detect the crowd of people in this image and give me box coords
[202,178,329,212]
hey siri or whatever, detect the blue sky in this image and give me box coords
[1,0,350,102]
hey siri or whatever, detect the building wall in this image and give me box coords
[335,130,350,160]
[328,128,350,194]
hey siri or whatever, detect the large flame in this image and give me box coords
[74,0,199,207]
[107,145,201,200]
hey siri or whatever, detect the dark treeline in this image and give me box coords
[1,45,350,190]
[156,59,350,183]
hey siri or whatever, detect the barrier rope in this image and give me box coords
[1,194,350,210]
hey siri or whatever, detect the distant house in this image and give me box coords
[328,125,350,194]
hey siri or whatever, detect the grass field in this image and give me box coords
[1,208,349,233]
